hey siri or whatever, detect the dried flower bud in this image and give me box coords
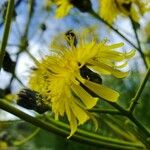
[17,89,49,114]
[122,2,132,12]
[3,52,15,74]
[40,23,47,31]
[70,0,92,12]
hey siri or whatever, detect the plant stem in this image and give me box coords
[26,50,39,64]
[14,74,26,87]
[97,97,150,145]
[103,118,136,142]
[0,100,143,150]
[128,114,150,138]
[89,10,138,50]
[47,116,143,149]
[130,18,148,69]
[0,0,15,71]
[108,102,129,115]
[13,128,40,146]
[90,108,122,115]
[128,68,150,113]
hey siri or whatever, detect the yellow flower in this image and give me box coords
[99,0,150,24]
[0,141,8,150]
[134,0,150,14]
[44,0,53,11]
[55,0,73,18]
[54,0,92,18]
[28,31,135,138]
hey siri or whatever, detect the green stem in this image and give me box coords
[0,100,143,150]
[13,128,40,146]
[26,50,39,64]
[14,74,25,87]
[47,117,143,149]
[89,10,138,50]
[111,104,150,139]
[108,102,129,115]
[90,108,122,115]
[0,0,15,71]
[128,68,150,113]
[103,118,136,142]
[24,0,34,38]
[128,114,150,138]
[130,18,148,68]
[95,96,150,145]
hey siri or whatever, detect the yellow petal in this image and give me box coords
[65,101,77,139]
[65,100,71,121]
[83,80,119,102]
[100,0,119,24]
[71,84,98,109]
[86,112,99,131]
[107,42,124,49]
[100,51,125,61]
[125,49,136,59]
[90,66,111,75]
[55,2,72,18]
[89,60,129,78]
[71,100,89,125]
[115,62,128,69]
[68,113,77,139]
[130,5,140,22]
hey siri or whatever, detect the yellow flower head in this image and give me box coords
[99,0,150,24]
[0,141,8,150]
[28,30,135,138]
[55,0,73,18]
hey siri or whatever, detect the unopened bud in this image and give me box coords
[70,0,92,12]
[17,89,49,114]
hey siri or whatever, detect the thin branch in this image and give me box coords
[89,10,138,50]
[91,94,150,141]
[128,68,150,113]
[130,18,148,69]
[0,0,15,70]
[90,108,122,115]
[13,128,40,146]
[14,74,26,87]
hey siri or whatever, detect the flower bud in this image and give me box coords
[17,89,49,114]
[70,0,92,12]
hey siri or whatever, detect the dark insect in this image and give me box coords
[17,89,49,114]
[65,30,78,46]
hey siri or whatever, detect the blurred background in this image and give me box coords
[0,0,150,149]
